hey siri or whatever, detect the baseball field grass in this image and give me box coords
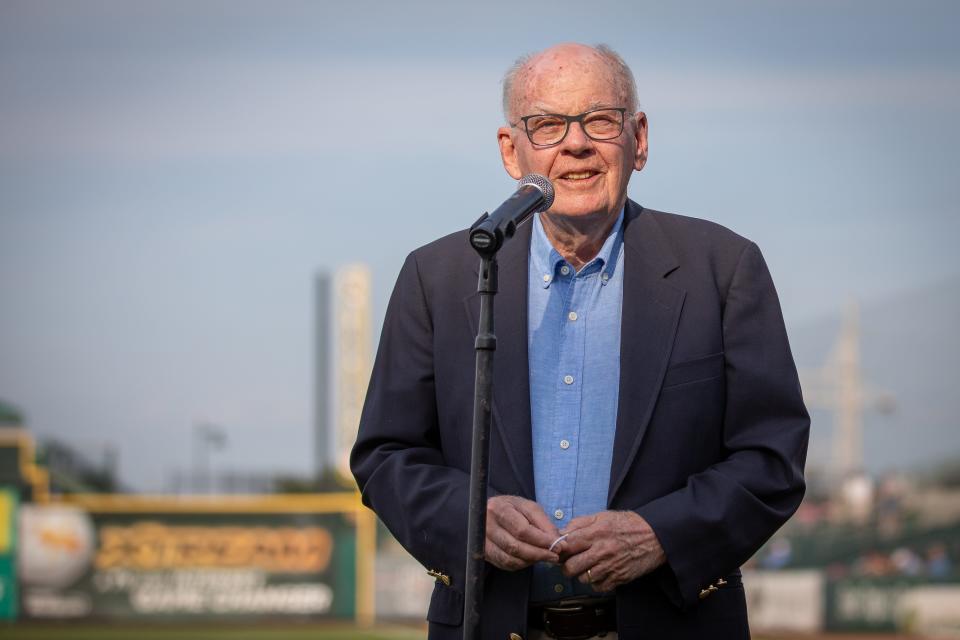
[0,623,426,640]
[0,626,934,640]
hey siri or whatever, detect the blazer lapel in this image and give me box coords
[608,202,686,505]
[462,218,536,499]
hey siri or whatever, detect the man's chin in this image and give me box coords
[544,203,616,221]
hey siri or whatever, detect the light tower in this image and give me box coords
[314,272,332,478]
[800,300,895,489]
[332,264,372,482]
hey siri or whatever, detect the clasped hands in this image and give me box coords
[485,495,666,593]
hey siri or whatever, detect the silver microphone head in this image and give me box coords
[518,173,555,211]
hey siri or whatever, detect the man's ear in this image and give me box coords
[498,126,524,180]
[633,112,648,172]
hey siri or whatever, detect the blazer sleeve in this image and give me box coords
[635,241,810,610]
[350,251,469,611]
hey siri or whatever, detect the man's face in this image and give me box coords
[497,48,647,222]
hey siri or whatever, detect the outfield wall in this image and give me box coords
[744,570,960,637]
[1,427,376,626]
[3,428,960,634]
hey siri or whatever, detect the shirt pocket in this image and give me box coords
[661,352,724,390]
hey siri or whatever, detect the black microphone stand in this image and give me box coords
[462,211,530,640]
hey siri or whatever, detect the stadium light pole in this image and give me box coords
[192,421,228,493]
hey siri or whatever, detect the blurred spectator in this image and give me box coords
[926,543,952,578]
[760,538,793,570]
[890,547,923,576]
[854,550,895,577]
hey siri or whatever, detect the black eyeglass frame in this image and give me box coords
[512,107,628,147]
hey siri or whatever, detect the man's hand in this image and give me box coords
[558,511,666,593]
[485,495,561,571]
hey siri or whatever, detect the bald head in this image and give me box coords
[501,43,638,123]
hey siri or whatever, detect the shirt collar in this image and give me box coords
[531,208,625,289]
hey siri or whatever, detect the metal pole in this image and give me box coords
[463,255,497,640]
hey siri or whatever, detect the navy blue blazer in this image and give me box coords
[351,200,809,639]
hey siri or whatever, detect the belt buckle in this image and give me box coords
[540,598,611,640]
[544,602,584,614]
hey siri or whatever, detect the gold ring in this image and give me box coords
[587,568,594,583]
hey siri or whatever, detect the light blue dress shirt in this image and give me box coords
[527,210,624,603]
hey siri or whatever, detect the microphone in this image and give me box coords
[469,174,555,254]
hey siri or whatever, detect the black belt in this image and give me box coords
[528,597,616,640]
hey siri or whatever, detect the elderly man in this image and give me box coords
[351,43,809,639]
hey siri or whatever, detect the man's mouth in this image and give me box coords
[559,170,600,181]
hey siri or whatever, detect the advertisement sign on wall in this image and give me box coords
[17,497,363,622]
[0,487,17,621]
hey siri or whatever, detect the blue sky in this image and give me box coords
[1,1,958,489]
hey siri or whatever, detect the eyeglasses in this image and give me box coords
[513,107,627,147]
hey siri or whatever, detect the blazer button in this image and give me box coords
[509,634,523,640]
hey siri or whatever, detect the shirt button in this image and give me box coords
[601,272,610,282]
[567,311,578,321]
[563,375,574,385]
[560,265,571,275]
[560,439,570,450]
[554,509,564,520]
[542,274,551,283]
[554,584,564,593]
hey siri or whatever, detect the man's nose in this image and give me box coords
[561,121,592,152]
